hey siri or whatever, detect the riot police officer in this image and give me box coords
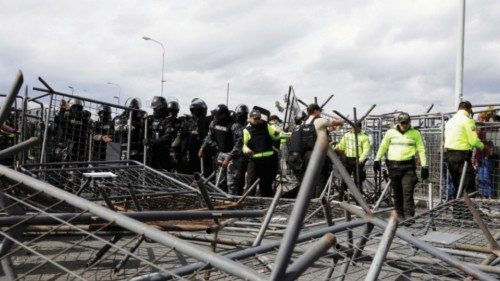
[184,98,214,175]
[234,104,249,126]
[55,98,92,162]
[112,98,145,162]
[91,104,114,161]
[144,97,182,170]
[199,104,243,195]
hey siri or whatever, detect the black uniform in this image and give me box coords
[185,115,213,175]
[54,107,91,162]
[202,116,243,195]
[112,111,144,162]
[146,115,181,170]
[91,120,113,161]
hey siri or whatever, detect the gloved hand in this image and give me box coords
[421,167,429,180]
[143,138,153,146]
[373,161,381,172]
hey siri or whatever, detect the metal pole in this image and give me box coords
[143,117,148,165]
[130,219,368,281]
[252,185,283,247]
[456,161,468,199]
[0,70,23,126]
[353,108,361,191]
[0,165,266,281]
[284,233,337,281]
[126,111,132,160]
[428,183,434,210]
[338,202,497,281]
[364,211,399,281]
[39,93,53,163]
[270,130,328,281]
[0,137,38,161]
[161,47,165,97]
[372,180,391,211]
[455,0,466,109]
[226,82,229,106]
[439,113,445,203]
[327,148,371,213]
[321,197,334,226]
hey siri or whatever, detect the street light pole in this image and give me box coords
[68,86,74,96]
[107,82,121,105]
[142,36,165,97]
[454,0,466,109]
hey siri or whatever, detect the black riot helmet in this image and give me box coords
[151,96,168,118]
[151,96,167,110]
[167,100,180,117]
[397,112,411,124]
[68,98,84,112]
[234,104,249,124]
[190,98,207,118]
[97,104,111,121]
[211,104,229,121]
[125,98,141,110]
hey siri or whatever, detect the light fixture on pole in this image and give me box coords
[68,86,74,96]
[142,35,165,97]
[107,82,121,105]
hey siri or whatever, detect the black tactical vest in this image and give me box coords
[246,122,273,154]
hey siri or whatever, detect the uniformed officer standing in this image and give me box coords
[444,101,487,196]
[199,104,243,195]
[91,104,113,161]
[185,98,213,175]
[243,109,281,197]
[56,98,91,162]
[374,112,428,219]
[335,121,371,199]
[112,98,144,162]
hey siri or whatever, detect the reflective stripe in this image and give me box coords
[252,150,274,158]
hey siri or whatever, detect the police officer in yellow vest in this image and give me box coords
[335,121,371,199]
[243,109,281,197]
[444,101,488,196]
[374,113,428,219]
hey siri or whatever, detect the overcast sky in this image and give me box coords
[1,0,499,116]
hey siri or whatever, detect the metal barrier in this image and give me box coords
[28,84,147,165]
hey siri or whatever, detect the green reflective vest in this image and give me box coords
[444,110,484,151]
[375,126,427,166]
[335,131,371,162]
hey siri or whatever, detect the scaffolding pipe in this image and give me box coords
[338,202,497,281]
[252,185,283,247]
[284,233,337,281]
[270,129,328,281]
[131,219,368,281]
[0,137,38,161]
[0,165,266,281]
[365,211,398,281]
[327,147,371,214]
[0,71,23,126]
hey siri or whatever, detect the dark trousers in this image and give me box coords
[446,150,475,196]
[389,165,417,219]
[340,158,366,198]
[284,151,328,198]
[246,154,279,197]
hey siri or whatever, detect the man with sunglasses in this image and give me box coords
[243,109,281,197]
[374,112,428,219]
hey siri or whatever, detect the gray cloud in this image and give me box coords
[0,0,499,117]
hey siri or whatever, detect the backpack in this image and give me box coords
[287,117,318,170]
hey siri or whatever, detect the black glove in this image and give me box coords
[421,167,429,180]
[373,161,381,172]
[143,138,153,146]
